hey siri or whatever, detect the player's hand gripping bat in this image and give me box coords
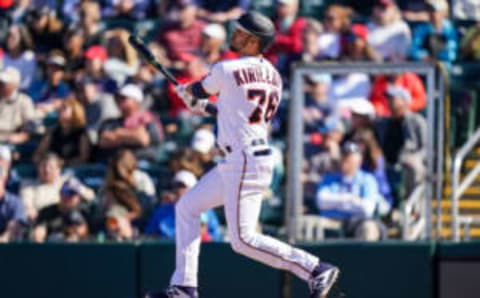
[128,35,217,116]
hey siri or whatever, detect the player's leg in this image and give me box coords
[221,151,339,297]
[170,166,225,288]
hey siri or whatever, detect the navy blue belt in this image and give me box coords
[223,139,270,156]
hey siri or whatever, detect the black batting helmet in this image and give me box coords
[234,11,276,52]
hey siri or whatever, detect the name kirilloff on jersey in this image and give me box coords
[232,65,282,124]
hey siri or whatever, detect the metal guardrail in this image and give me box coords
[452,127,480,241]
[402,183,427,240]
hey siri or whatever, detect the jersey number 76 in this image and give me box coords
[247,89,280,124]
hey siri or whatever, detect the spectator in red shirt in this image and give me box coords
[267,0,306,77]
[370,72,427,117]
[155,0,205,71]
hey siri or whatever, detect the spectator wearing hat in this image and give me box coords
[195,0,250,23]
[33,97,91,166]
[76,78,120,144]
[29,51,70,116]
[20,153,95,221]
[0,145,26,243]
[191,128,217,173]
[83,45,117,94]
[378,85,427,196]
[145,170,222,242]
[155,0,205,68]
[370,72,427,117]
[343,99,377,145]
[341,24,382,62]
[266,0,306,79]
[410,0,458,64]
[200,23,237,66]
[97,84,164,163]
[3,24,36,90]
[0,66,36,144]
[31,177,91,243]
[316,141,386,241]
[104,204,136,241]
[303,73,338,134]
[367,0,411,62]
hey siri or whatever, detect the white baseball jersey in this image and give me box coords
[200,56,282,149]
[170,56,320,289]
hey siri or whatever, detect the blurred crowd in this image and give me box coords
[0,0,479,243]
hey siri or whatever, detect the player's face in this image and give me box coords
[229,28,259,54]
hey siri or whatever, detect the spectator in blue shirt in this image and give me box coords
[0,145,26,242]
[145,170,222,241]
[410,0,458,63]
[316,142,385,240]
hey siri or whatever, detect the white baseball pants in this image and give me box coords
[170,148,319,287]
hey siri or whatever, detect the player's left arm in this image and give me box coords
[175,63,223,115]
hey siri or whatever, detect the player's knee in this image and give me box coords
[230,229,257,254]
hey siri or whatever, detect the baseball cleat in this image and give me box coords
[309,262,340,298]
[145,286,198,298]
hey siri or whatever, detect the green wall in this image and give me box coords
[0,241,474,298]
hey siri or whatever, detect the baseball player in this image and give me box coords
[146,11,340,298]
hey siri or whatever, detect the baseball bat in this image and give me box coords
[128,35,217,116]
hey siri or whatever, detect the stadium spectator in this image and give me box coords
[29,50,70,115]
[63,29,86,78]
[2,24,37,90]
[104,29,140,86]
[367,0,411,62]
[24,6,64,55]
[200,23,236,66]
[101,0,152,20]
[104,204,135,241]
[410,0,458,64]
[296,18,323,63]
[155,0,205,67]
[303,121,345,204]
[303,73,338,134]
[76,77,120,144]
[191,128,216,173]
[377,86,427,196]
[267,0,306,77]
[318,4,352,60]
[20,153,95,221]
[0,145,26,243]
[0,67,36,145]
[316,142,385,241]
[460,21,480,60]
[82,45,117,94]
[97,84,163,162]
[33,97,91,165]
[352,128,393,209]
[195,0,250,23]
[370,72,427,117]
[343,99,376,142]
[169,147,204,178]
[78,1,103,48]
[145,170,222,241]
[101,150,155,229]
[31,177,91,243]
[341,24,382,62]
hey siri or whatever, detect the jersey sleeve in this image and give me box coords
[201,63,224,95]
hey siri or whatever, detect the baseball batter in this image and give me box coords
[146,12,339,298]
